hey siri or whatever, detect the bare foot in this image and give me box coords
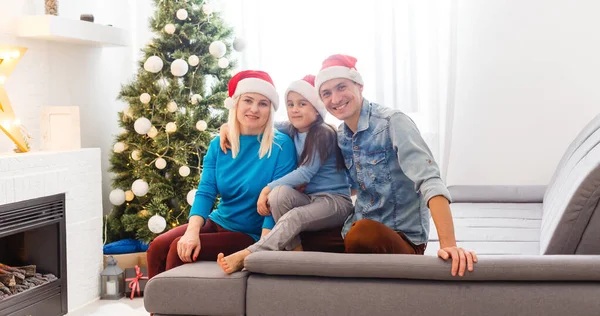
[217,250,251,274]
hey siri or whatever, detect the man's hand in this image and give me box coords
[257,187,271,216]
[295,183,307,193]
[437,246,478,277]
[219,123,231,154]
[177,231,201,263]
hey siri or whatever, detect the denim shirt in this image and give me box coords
[339,99,452,245]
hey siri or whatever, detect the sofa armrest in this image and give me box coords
[245,251,600,281]
[448,185,547,203]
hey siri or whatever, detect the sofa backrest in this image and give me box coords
[541,114,600,254]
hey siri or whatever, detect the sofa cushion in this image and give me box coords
[245,251,600,281]
[541,114,600,254]
[428,202,543,255]
[144,261,247,315]
[448,185,546,203]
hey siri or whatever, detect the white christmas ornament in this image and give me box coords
[171,59,189,77]
[164,23,176,34]
[167,101,178,112]
[191,94,202,104]
[134,117,152,135]
[131,150,142,161]
[147,126,158,138]
[176,9,188,20]
[196,120,207,131]
[179,166,191,177]
[113,142,126,153]
[202,3,213,15]
[233,37,246,52]
[188,55,200,66]
[132,179,149,196]
[125,190,135,202]
[144,56,164,73]
[109,189,126,206]
[123,105,134,118]
[166,122,177,133]
[148,215,167,234]
[209,41,226,58]
[187,189,197,206]
[155,158,167,169]
[218,57,229,68]
[140,93,151,104]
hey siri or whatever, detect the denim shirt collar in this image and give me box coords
[343,98,371,138]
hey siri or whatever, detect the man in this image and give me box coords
[315,54,476,276]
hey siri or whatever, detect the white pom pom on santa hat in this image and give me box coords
[285,75,327,118]
[224,70,279,110]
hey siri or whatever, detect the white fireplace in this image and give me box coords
[0,149,103,312]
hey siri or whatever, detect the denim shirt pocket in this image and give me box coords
[365,150,390,184]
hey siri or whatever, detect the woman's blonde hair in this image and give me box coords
[227,94,276,159]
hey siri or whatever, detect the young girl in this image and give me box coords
[217,75,353,274]
[146,70,296,278]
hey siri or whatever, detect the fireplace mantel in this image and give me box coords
[0,149,103,312]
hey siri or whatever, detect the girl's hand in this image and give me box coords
[257,187,271,216]
[219,123,231,153]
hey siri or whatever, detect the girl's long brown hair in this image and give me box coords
[288,116,345,170]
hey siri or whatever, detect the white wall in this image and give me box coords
[446,0,600,185]
[0,0,152,215]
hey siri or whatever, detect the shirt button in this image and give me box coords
[353,146,358,150]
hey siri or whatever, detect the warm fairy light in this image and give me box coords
[0,76,6,84]
[2,120,10,129]
[11,50,20,58]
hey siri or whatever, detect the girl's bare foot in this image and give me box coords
[217,250,251,274]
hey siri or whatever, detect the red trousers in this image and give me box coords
[146,219,255,278]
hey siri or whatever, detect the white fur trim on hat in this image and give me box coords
[285,80,327,118]
[314,66,364,95]
[224,97,235,109]
[230,77,279,111]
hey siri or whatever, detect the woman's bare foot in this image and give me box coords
[217,250,251,274]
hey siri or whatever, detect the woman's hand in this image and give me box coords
[257,187,271,216]
[219,123,231,154]
[177,231,201,263]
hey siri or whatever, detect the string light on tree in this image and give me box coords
[176,9,188,20]
[167,101,178,112]
[171,59,189,77]
[109,189,126,206]
[188,55,200,67]
[132,179,149,196]
[155,158,167,169]
[144,56,163,73]
[131,150,142,161]
[218,57,229,68]
[138,209,149,217]
[165,122,177,133]
[179,165,191,177]
[148,215,167,233]
[187,189,197,206]
[164,23,176,34]
[125,190,135,202]
[209,41,226,58]
[140,93,151,104]
[134,117,152,135]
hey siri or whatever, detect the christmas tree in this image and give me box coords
[105,0,244,243]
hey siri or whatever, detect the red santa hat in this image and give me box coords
[285,75,327,118]
[224,70,279,110]
[314,54,364,94]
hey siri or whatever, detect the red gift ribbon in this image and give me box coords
[125,265,148,300]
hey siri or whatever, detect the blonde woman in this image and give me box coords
[147,70,296,278]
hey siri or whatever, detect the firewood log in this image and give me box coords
[0,273,15,288]
[0,282,10,295]
[0,269,23,284]
[0,264,35,278]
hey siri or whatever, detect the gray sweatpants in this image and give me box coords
[247,185,353,252]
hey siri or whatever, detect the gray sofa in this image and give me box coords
[144,114,600,316]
